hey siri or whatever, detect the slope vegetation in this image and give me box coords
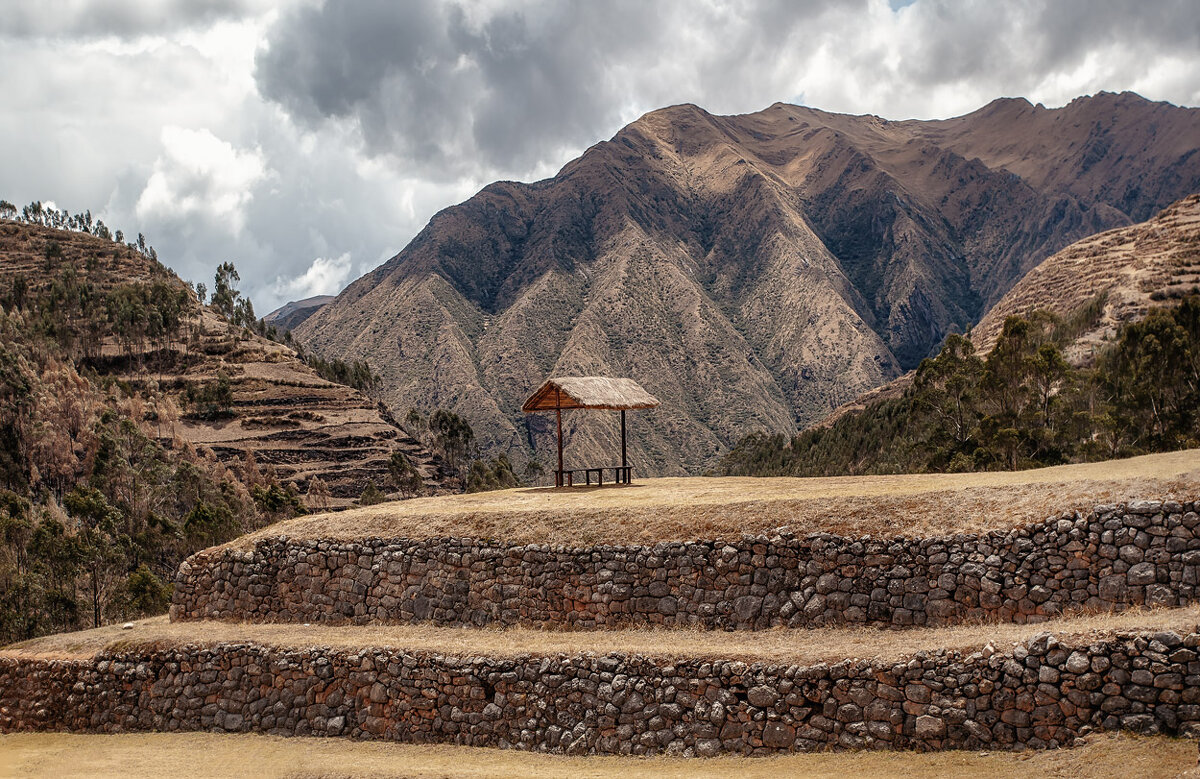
[0,221,445,506]
[297,92,1200,474]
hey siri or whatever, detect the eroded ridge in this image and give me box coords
[171,500,1200,630]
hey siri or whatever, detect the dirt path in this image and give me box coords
[0,731,1194,778]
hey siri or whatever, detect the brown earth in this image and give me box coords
[0,221,448,507]
[296,92,1200,476]
[0,731,1192,779]
[219,449,1198,548]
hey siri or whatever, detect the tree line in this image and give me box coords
[1,198,159,264]
[721,296,1200,477]
[386,408,526,496]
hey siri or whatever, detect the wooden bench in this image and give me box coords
[554,466,632,487]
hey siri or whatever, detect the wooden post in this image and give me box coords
[620,409,627,482]
[556,388,563,487]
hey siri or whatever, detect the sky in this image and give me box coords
[2,0,1198,313]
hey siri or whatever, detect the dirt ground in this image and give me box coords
[0,731,1195,779]
[225,449,1200,548]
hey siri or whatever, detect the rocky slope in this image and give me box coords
[819,194,1200,428]
[0,221,446,506]
[297,92,1200,474]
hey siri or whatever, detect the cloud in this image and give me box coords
[2,0,1198,316]
[136,126,268,235]
[0,0,274,39]
[254,0,1200,187]
[272,253,354,301]
[253,0,846,181]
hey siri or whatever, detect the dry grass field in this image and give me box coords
[0,731,1195,778]
[224,449,1200,548]
[8,604,1200,666]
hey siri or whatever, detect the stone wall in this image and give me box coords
[3,629,1200,755]
[172,500,1200,629]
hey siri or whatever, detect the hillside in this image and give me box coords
[972,193,1200,357]
[0,220,447,506]
[818,194,1200,428]
[296,92,1200,475]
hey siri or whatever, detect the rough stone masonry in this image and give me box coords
[3,629,1200,755]
[172,500,1200,630]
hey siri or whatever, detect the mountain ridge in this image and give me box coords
[297,92,1200,475]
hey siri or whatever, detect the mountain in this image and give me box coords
[296,92,1200,475]
[0,220,447,507]
[818,193,1200,429]
[971,193,1200,359]
[263,295,334,333]
[720,197,1200,478]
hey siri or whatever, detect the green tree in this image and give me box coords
[429,409,474,475]
[388,451,425,498]
[125,563,171,617]
[211,262,240,321]
[466,454,520,493]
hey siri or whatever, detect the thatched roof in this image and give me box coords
[522,376,661,412]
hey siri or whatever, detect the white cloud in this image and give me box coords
[272,253,353,301]
[135,126,267,235]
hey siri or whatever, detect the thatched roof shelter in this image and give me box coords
[522,376,660,487]
[521,376,660,412]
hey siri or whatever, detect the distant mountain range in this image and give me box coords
[263,295,334,333]
[295,91,1200,475]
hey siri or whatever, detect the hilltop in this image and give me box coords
[295,92,1200,475]
[220,449,1197,548]
[262,294,334,332]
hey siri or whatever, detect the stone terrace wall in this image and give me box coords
[172,500,1200,629]
[4,630,1200,755]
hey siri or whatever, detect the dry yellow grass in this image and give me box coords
[9,605,1200,665]
[0,731,1194,778]
[225,450,1200,548]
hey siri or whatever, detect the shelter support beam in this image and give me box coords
[556,389,564,487]
[621,410,627,469]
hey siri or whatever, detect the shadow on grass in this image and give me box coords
[516,484,647,495]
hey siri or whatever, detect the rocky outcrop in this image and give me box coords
[3,628,1200,754]
[172,500,1200,630]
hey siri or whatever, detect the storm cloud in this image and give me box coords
[1,0,1197,312]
